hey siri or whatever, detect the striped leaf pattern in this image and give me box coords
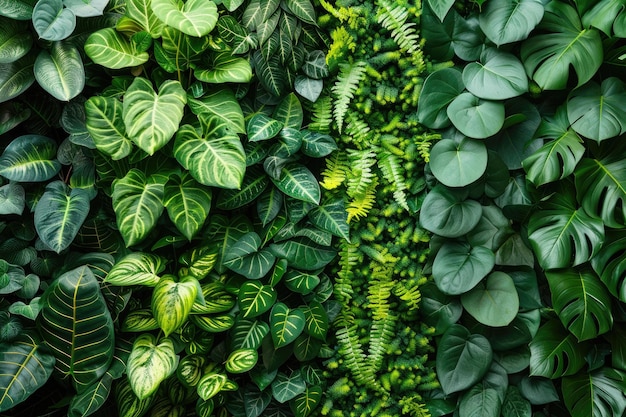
[223,232,276,279]
[115,377,155,417]
[84,28,150,69]
[271,163,321,204]
[217,166,269,210]
[302,301,329,340]
[34,41,84,101]
[164,172,212,240]
[247,113,283,142]
[37,266,114,392]
[179,245,219,280]
[0,135,60,182]
[151,275,198,336]
[127,334,179,399]
[112,169,166,247]
[0,53,36,105]
[290,385,323,417]
[270,303,305,348]
[271,371,306,403]
[126,0,166,37]
[225,348,258,373]
[230,318,270,350]
[197,372,227,400]
[151,0,218,37]
[105,252,166,287]
[190,314,235,333]
[238,281,277,318]
[191,282,235,314]
[187,87,246,134]
[0,333,55,412]
[194,51,253,84]
[85,96,132,160]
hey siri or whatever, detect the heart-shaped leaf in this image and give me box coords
[0,135,60,182]
[125,0,165,36]
[270,303,306,348]
[222,232,276,279]
[271,163,321,204]
[85,96,133,160]
[420,185,483,238]
[307,199,349,240]
[430,137,488,187]
[127,334,178,399]
[283,270,320,295]
[152,275,198,336]
[187,87,245,134]
[269,237,336,270]
[478,0,544,46]
[195,51,253,83]
[271,371,307,403]
[417,67,464,129]
[461,272,519,327]
[463,49,528,100]
[432,242,495,295]
[459,383,501,417]
[151,0,218,37]
[216,166,269,210]
[105,252,166,287]
[238,281,277,318]
[164,172,212,240]
[84,28,150,69]
[448,92,505,139]
[33,0,76,40]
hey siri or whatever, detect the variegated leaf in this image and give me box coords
[85,96,133,160]
[194,51,253,84]
[0,135,60,182]
[151,275,199,336]
[197,372,227,400]
[151,0,218,37]
[238,281,277,318]
[230,318,270,350]
[225,348,258,374]
[187,87,246,134]
[270,303,305,348]
[84,28,150,69]
[127,334,178,399]
[164,172,212,240]
[105,252,166,287]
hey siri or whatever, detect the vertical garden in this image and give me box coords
[1,0,626,416]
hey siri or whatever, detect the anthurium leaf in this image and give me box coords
[0,183,25,215]
[528,190,605,270]
[222,232,276,279]
[478,0,544,46]
[0,17,33,64]
[238,281,278,318]
[271,371,307,403]
[436,324,493,395]
[567,77,626,142]
[432,242,495,295]
[562,368,626,417]
[247,113,284,142]
[164,172,212,240]
[270,303,305,348]
[271,163,321,205]
[0,333,55,412]
[174,121,246,189]
[307,199,349,241]
[111,169,166,247]
[187,87,246,134]
[523,106,585,186]
[461,271,519,327]
[123,77,186,155]
[417,67,464,129]
[34,181,89,253]
[0,135,60,182]
[269,237,336,270]
[37,266,114,392]
[592,231,626,302]
[430,137,488,187]
[84,28,150,69]
[127,334,178,400]
[125,0,166,37]
[32,0,76,40]
[529,320,587,378]
[152,275,198,336]
[448,92,505,139]
[520,1,603,90]
[85,96,132,160]
[0,52,36,104]
[105,252,165,287]
[546,268,613,341]
[419,185,483,238]
[459,383,501,417]
[463,48,528,100]
[151,0,217,36]
[194,51,253,84]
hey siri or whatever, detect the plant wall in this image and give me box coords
[418,0,626,416]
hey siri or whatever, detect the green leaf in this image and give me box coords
[447,92,505,139]
[528,190,605,270]
[180,246,219,281]
[84,28,150,69]
[273,93,304,129]
[122,309,159,332]
[517,376,559,405]
[461,271,519,327]
[0,333,55,412]
[417,67,464,129]
[520,1,603,90]
[271,163,320,205]
[436,324,493,395]
[582,0,626,35]
[0,52,36,104]
[459,383,501,417]
[303,301,328,340]
[34,181,89,253]
[187,87,246,134]
[37,266,114,392]
[567,77,626,142]
[294,75,323,102]
[427,0,455,22]
[420,283,463,335]
[85,96,133,160]
[151,275,198,336]
[501,386,531,417]
[231,318,270,350]
[523,106,585,186]
[243,386,272,417]
[269,237,336,270]
[300,131,336,158]
[546,268,613,341]
[32,0,75,40]
[105,252,165,287]
[190,314,234,333]
[284,0,316,25]
[271,371,307,403]
[63,0,108,17]
[478,0,544,46]
[222,232,276,279]
[463,49,528,100]
[123,77,186,155]
[125,0,166,37]
[290,385,322,417]
[419,185,483,238]
[225,349,258,374]
[34,41,84,101]
[253,51,287,97]
[115,378,155,417]
[307,199,349,240]
[430,138,488,187]
[111,169,166,247]
[0,135,60,182]
[151,0,217,36]
[283,270,320,295]
[562,368,626,417]
[127,334,178,400]
[0,17,33,64]
[432,242,495,295]
[194,51,253,84]
[529,320,587,378]
[217,15,256,54]
[0,0,36,20]
[197,372,227,400]
[592,231,626,302]
[270,303,305,348]
[238,281,278,318]
[247,114,284,142]
[174,121,246,189]
[257,186,283,227]
[164,173,212,240]
[0,183,25,215]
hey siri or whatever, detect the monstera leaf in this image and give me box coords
[85,96,132,160]
[478,0,544,46]
[84,28,150,69]
[34,41,84,101]
[520,1,602,90]
[127,334,179,399]
[0,135,60,182]
[562,368,626,417]
[529,320,587,378]
[37,266,114,392]
[0,333,55,412]
[591,231,626,302]
[151,0,218,37]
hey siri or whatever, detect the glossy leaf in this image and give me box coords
[301,131,337,158]
[151,0,218,37]
[271,163,320,204]
[179,246,219,281]
[0,0,36,20]
[447,92,505,139]
[479,0,544,46]
[194,51,253,84]
[127,334,178,399]
[257,186,283,226]
[0,17,33,64]
[34,181,90,253]
[0,183,25,215]
[152,275,198,336]
[105,252,165,287]
[187,87,245,134]
[430,137,488,187]
[33,0,76,40]
[247,113,284,142]
[84,28,150,69]
[197,372,227,400]
[0,135,60,182]
[238,281,278,318]
[269,237,336,270]
[295,75,323,102]
[432,242,495,295]
[164,173,212,240]
[0,52,36,104]
[63,0,108,17]
[461,272,519,327]
[284,0,316,25]
[419,185,482,238]
[592,231,626,302]
[225,349,258,374]
[122,309,159,332]
[217,166,269,210]
[529,320,587,378]
[270,303,305,348]
[85,96,133,160]
[307,199,349,240]
[417,67,464,129]
[125,0,165,36]
[231,318,270,350]
[35,42,84,101]
[562,368,626,417]
[222,232,276,279]
[463,49,528,100]
[272,372,307,403]
[303,301,328,340]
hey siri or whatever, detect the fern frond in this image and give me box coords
[335,242,360,303]
[344,113,372,145]
[346,183,377,223]
[399,396,432,417]
[320,151,349,190]
[367,265,395,321]
[376,0,420,55]
[346,148,377,198]
[307,94,333,134]
[332,61,367,133]
[335,318,380,389]
[393,278,422,312]
[378,149,409,210]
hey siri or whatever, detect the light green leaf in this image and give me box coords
[461,272,519,327]
[0,183,25,215]
[63,0,108,17]
[427,0,455,22]
[164,172,212,240]
[272,371,306,404]
[463,48,528,100]
[238,281,277,318]
[180,246,219,281]
[151,0,218,37]
[8,297,41,320]
[271,163,321,204]
[270,303,305,348]
[127,334,178,399]
[187,87,245,134]
[303,301,328,340]
[194,51,252,84]
[0,135,60,182]
[152,275,198,336]
[197,372,227,400]
[85,96,133,160]
[105,252,166,287]
[0,52,36,104]
[459,383,501,417]
[447,92,505,139]
[125,0,165,37]
[225,349,258,374]
[479,0,544,46]
[84,28,150,69]
[294,75,323,103]
[122,309,159,332]
[257,186,283,227]
[273,93,303,129]
[301,130,337,158]
[32,0,76,41]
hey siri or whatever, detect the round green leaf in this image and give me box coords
[463,49,528,100]
[436,324,493,395]
[34,41,84,101]
[432,242,495,295]
[151,0,218,37]
[419,185,483,238]
[447,92,505,139]
[417,67,464,129]
[32,0,76,41]
[430,138,488,187]
[127,334,179,400]
[461,271,519,327]
[0,135,60,182]
[84,28,150,69]
[479,0,544,46]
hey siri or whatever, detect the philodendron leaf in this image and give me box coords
[417,67,464,129]
[151,0,218,37]
[0,52,36,104]
[429,137,488,187]
[238,281,278,318]
[84,28,150,69]
[432,242,495,295]
[447,92,505,139]
[461,271,519,327]
[520,0,602,90]
[567,77,626,142]
[164,172,212,240]
[127,334,179,399]
[125,0,165,37]
[34,41,84,101]
[32,0,76,41]
[419,185,483,238]
[105,252,166,287]
[152,275,198,336]
[85,96,132,160]
[463,48,528,100]
[436,324,493,395]
[0,333,55,412]
[187,87,246,134]
[216,165,269,210]
[34,180,90,253]
[546,268,613,341]
[0,135,60,182]
[123,77,186,155]
[222,232,276,279]
[247,113,284,142]
[271,163,321,205]
[562,368,626,417]
[529,320,587,378]
[195,51,253,84]
[307,199,349,240]
[478,0,544,46]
